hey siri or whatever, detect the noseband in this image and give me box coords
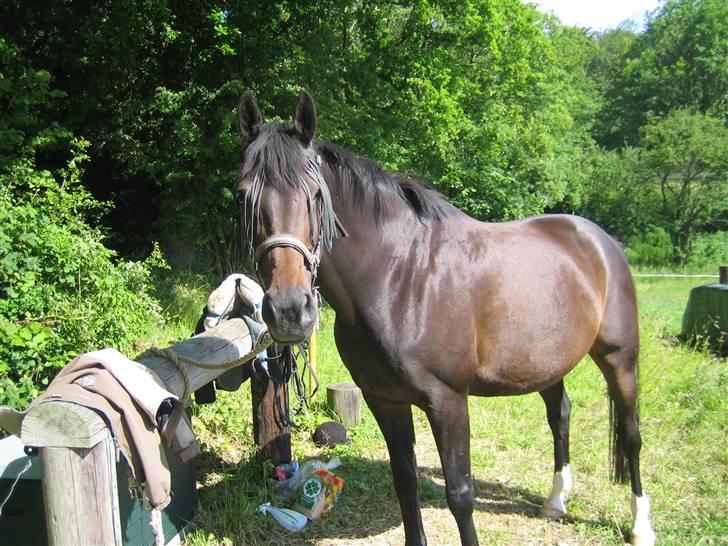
[253,233,321,288]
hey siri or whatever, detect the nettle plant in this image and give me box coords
[0,141,165,408]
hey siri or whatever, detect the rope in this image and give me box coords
[150,507,164,546]
[0,458,33,516]
[141,329,273,403]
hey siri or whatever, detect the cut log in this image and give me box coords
[326,382,362,427]
[20,318,264,448]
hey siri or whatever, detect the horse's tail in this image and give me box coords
[607,360,639,485]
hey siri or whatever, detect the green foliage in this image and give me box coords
[639,109,728,259]
[153,270,212,333]
[0,146,164,408]
[685,231,728,271]
[596,0,728,147]
[0,37,70,170]
[625,227,674,268]
[2,0,726,270]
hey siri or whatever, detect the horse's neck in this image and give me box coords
[317,175,415,319]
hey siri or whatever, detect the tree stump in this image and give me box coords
[326,383,362,427]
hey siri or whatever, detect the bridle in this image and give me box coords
[250,154,344,292]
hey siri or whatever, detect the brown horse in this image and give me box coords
[235,90,655,546]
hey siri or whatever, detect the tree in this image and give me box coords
[596,0,728,147]
[638,109,728,260]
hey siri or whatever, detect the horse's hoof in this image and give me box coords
[630,527,656,546]
[539,504,567,520]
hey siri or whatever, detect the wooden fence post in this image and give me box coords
[251,373,291,465]
[41,427,121,546]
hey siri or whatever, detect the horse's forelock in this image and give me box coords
[241,125,313,190]
[240,124,338,253]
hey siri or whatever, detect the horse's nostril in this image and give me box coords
[300,292,317,323]
[262,289,317,342]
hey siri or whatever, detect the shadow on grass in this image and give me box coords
[191,447,613,544]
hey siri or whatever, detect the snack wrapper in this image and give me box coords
[292,468,345,520]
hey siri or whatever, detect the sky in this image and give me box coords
[531,0,663,31]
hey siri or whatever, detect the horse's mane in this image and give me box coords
[316,140,449,222]
[239,123,449,223]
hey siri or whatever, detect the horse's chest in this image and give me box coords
[333,322,426,404]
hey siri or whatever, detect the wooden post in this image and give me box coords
[41,428,121,546]
[18,318,282,546]
[251,372,291,465]
[720,265,728,284]
[326,382,362,427]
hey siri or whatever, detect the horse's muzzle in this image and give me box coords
[261,287,317,344]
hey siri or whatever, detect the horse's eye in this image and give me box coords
[235,189,246,203]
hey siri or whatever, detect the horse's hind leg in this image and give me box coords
[364,394,427,546]
[425,391,478,546]
[538,380,573,519]
[591,343,656,546]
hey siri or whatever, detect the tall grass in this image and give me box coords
[181,276,727,545]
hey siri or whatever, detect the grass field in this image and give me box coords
[180,276,727,545]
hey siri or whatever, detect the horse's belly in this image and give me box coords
[470,312,597,396]
[470,354,583,396]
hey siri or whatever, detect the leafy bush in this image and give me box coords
[153,270,211,333]
[0,143,165,408]
[686,232,728,272]
[625,227,674,268]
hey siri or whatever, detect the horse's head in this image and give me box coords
[235,90,337,344]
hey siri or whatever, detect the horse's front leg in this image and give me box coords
[364,394,427,546]
[425,390,479,546]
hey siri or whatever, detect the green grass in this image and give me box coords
[179,276,727,545]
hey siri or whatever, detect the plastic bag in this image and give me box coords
[257,502,307,531]
[272,457,341,502]
[291,468,345,520]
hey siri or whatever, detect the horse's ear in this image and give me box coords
[293,89,317,146]
[238,91,262,146]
